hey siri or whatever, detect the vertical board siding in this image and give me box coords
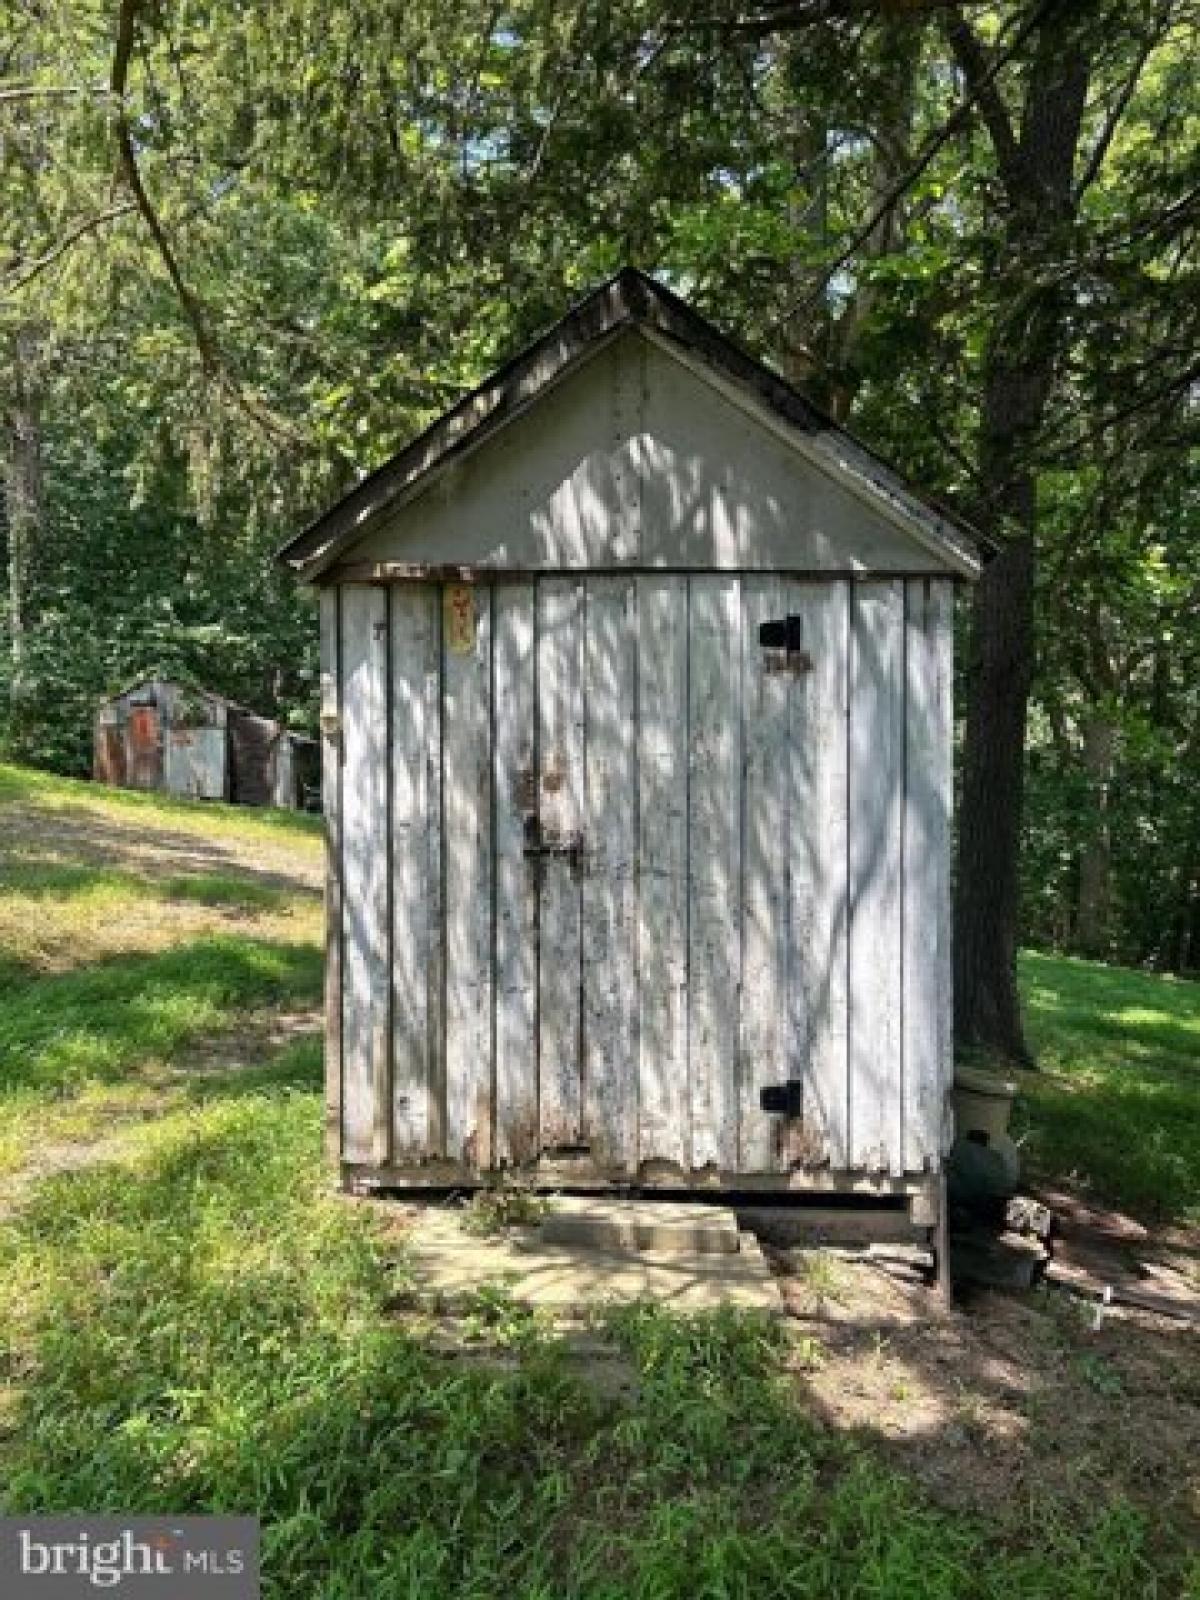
[424,594,446,1157]
[738,576,789,1172]
[442,583,494,1168]
[339,583,390,1165]
[848,580,905,1174]
[687,576,742,1171]
[790,582,851,1169]
[582,576,639,1171]
[492,582,539,1166]
[335,563,951,1183]
[903,579,954,1169]
[319,589,343,1159]
[536,578,585,1147]
[636,576,690,1167]
[390,587,436,1159]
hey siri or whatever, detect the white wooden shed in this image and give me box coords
[280,269,983,1222]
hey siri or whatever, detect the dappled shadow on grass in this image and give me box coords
[0,936,322,1096]
[774,1252,1199,1588]
[0,817,321,900]
[1021,951,1199,1067]
[1026,1003,1199,1074]
[181,1036,324,1103]
[0,855,306,913]
[0,762,323,842]
[1017,1069,1200,1225]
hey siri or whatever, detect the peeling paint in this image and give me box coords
[774,1117,829,1170]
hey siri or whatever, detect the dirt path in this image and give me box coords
[771,1240,1200,1556]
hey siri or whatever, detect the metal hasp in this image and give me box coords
[523,812,585,871]
[759,1080,804,1117]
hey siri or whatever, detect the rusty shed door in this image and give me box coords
[228,711,275,806]
[125,705,161,789]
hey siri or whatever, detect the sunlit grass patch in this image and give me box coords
[0,762,322,846]
[1017,951,1199,1224]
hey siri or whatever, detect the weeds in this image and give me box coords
[461,1184,550,1236]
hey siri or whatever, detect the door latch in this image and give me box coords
[523,814,585,870]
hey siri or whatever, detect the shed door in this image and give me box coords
[490,577,638,1169]
[126,705,161,789]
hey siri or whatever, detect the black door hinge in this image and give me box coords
[760,1080,804,1117]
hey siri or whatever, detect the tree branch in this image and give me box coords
[942,9,1021,184]
[766,0,1054,339]
[1073,7,1173,201]
[3,203,136,298]
[109,0,308,447]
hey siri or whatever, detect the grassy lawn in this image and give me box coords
[1018,949,1200,1226]
[0,764,1195,1598]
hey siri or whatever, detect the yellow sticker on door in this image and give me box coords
[444,583,476,655]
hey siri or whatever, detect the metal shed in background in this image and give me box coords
[93,678,319,810]
[279,268,984,1230]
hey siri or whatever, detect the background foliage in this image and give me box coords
[3,0,1197,974]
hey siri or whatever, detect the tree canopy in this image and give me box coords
[4,0,1198,1034]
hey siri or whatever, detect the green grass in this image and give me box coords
[0,765,1195,1598]
[1017,950,1200,1225]
[0,1075,1173,1600]
[0,760,323,843]
[0,937,321,1096]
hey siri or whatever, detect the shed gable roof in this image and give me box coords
[278,267,985,581]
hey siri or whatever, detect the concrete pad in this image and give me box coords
[403,1209,782,1315]
[538,1196,741,1255]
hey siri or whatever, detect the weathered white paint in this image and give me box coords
[319,588,342,1159]
[390,586,436,1158]
[903,578,954,1170]
[339,583,390,1165]
[582,575,639,1172]
[536,578,585,1149]
[636,577,690,1168]
[423,595,446,1157]
[790,582,851,1170]
[493,581,538,1166]
[848,580,905,1174]
[737,576,788,1173]
[326,438,960,1190]
[442,583,493,1167]
[342,334,957,577]
[332,572,953,1182]
[687,576,742,1170]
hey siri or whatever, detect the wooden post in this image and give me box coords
[935,1169,954,1309]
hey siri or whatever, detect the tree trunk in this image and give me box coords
[950,6,1092,1064]
[4,325,46,720]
